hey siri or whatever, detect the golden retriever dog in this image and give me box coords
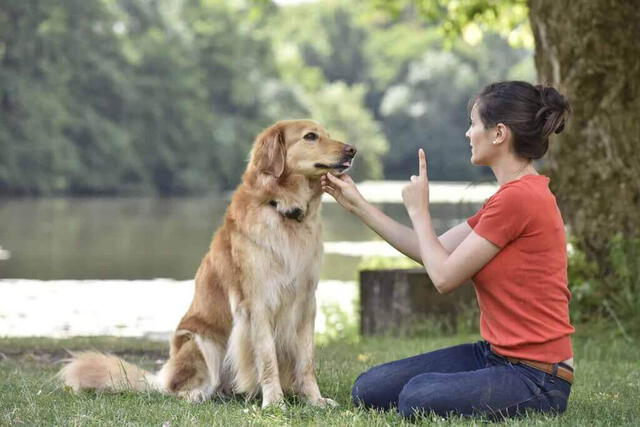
[59,120,356,409]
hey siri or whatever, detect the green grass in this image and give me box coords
[1,331,638,426]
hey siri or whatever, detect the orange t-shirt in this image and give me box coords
[467,174,574,363]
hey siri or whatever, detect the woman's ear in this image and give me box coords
[251,124,286,178]
[494,123,509,145]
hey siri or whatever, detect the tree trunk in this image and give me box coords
[529,0,640,265]
[359,269,476,335]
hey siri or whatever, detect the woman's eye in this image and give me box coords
[303,132,318,141]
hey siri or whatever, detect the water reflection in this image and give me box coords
[0,197,481,281]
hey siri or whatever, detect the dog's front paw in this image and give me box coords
[180,386,214,404]
[309,397,339,408]
[261,392,285,410]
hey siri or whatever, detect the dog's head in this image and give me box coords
[250,120,356,179]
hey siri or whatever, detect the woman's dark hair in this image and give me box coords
[470,81,570,160]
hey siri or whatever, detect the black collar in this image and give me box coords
[269,200,305,222]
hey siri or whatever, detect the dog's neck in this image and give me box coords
[251,172,323,224]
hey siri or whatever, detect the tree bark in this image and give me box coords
[359,269,475,335]
[529,0,640,264]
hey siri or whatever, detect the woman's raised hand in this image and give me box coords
[321,173,365,213]
[402,148,430,219]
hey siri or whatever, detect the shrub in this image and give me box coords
[568,234,640,336]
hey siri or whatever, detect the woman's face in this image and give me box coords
[466,103,497,166]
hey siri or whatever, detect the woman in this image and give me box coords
[321,81,574,419]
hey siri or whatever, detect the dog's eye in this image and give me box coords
[303,132,318,141]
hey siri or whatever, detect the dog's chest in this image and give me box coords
[269,218,322,276]
[248,215,321,286]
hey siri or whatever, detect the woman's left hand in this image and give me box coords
[402,148,430,219]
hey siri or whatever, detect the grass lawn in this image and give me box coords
[0,330,638,426]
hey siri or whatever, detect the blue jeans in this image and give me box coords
[351,341,572,419]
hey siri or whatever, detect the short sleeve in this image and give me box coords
[471,187,530,248]
[466,208,483,228]
[466,196,493,228]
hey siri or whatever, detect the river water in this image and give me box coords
[0,182,492,337]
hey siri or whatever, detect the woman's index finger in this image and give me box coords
[419,149,427,178]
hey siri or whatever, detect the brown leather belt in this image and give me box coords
[490,346,574,384]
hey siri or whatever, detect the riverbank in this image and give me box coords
[0,279,357,339]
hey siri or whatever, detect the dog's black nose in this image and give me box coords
[343,144,357,158]
[284,207,304,222]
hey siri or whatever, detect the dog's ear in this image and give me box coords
[252,124,286,178]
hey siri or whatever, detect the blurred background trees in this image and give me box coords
[1,0,638,332]
[0,0,532,195]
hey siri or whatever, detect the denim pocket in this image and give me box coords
[497,387,570,419]
[517,363,551,387]
[515,364,572,408]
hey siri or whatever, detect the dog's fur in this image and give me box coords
[58,120,356,408]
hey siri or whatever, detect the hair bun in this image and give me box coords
[535,85,570,137]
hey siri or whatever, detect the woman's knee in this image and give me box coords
[351,367,396,410]
[351,369,378,407]
[397,374,453,418]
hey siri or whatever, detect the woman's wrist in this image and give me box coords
[350,197,372,218]
[407,202,430,221]
[410,210,435,239]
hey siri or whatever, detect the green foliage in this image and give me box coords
[303,82,388,181]
[272,1,533,182]
[567,240,601,324]
[316,302,360,345]
[607,235,640,327]
[0,0,534,194]
[569,234,640,336]
[268,2,390,180]
[0,0,282,194]
[378,33,533,181]
[368,0,532,48]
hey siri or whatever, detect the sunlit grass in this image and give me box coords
[0,330,638,426]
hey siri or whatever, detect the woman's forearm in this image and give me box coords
[352,201,422,263]
[410,212,450,291]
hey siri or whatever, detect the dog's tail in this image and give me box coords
[58,351,162,393]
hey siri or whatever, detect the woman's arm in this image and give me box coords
[321,173,473,263]
[437,221,474,253]
[411,217,500,293]
[402,149,500,293]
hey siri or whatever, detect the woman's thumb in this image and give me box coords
[342,174,354,184]
[326,173,346,187]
